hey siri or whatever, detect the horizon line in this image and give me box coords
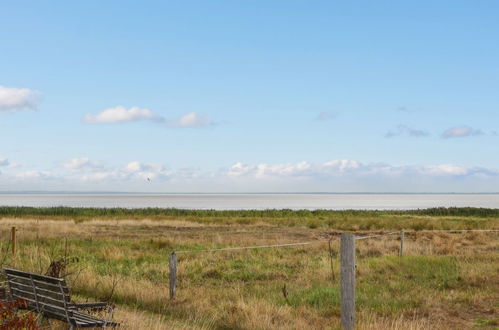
[1,191,499,195]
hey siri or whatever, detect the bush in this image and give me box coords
[0,299,40,329]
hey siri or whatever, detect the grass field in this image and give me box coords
[0,208,498,329]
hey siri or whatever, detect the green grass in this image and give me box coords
[0,212,497,328]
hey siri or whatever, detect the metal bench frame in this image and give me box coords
[3,268,118,329]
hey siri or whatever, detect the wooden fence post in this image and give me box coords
[340,234,355,330]
[169,252,177,299]
[399,230,405,257]
[11,227,16,257]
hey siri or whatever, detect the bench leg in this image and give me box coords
[36,315,47,327]
[36,316,43,327]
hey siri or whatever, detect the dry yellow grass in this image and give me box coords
[1,215,498,329]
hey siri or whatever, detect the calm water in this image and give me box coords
[0,193,498,210]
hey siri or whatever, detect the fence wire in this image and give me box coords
[172,229,498,254]
[174,240,329,254]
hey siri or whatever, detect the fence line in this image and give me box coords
[174,240,329,254]
[168,229,498,301]
[171,228,498,257]
[355,229,498,241]
[173,229,498,254]
[355,232,399,240]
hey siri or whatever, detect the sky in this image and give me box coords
[1,1,499,193]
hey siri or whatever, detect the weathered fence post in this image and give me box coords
[399,230,405,257]
[340,234,355,330]
[11,227,16,257]
[169,252,177,299]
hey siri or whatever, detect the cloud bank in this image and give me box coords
[227,160,498,179]
[1,157,498,192]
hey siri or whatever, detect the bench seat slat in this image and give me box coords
[74,316,104,324]
[10,287,69,308]
[8,281,70,301]
[6,274,69,293]
[4,268,65,284]
[73,311,118,327]
[20,301,74,323]
[73,312,106,321]
[14,293,71,314]
[33,307,71,322]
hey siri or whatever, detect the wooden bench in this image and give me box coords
[3,268,118,329]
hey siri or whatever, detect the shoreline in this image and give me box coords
[0,205,498,215]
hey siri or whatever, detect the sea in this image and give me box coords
[0,193,498,210]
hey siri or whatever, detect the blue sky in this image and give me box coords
[1,1,498,192]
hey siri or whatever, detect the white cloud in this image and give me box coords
[0,85,41,112]
[0,157,9,167]
[227,160,498,180]
[322,160,361,171]
[15,170,55,179]
[63,157,104,172]
[84,106,214,129]
[81,171,124,181]
[0,157,20,169]
[124,161,143,173]
[3,158,499,192]
[167,112,213,128]
[229,160,362,178]
[83,106,155,124]
[81,161,171,181]
[123,161,171,180]
[385,125,429,138]
[421,164,470,176]
[228,161,312,178]
[442,126,483,138]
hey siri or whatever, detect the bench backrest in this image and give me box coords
[3,268,75,325]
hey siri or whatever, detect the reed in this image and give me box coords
[1,206,499,218]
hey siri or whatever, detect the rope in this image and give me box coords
[173,229,498,253]
[355,232,399,240]
[175,240,328,254]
